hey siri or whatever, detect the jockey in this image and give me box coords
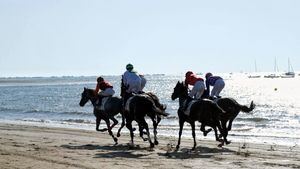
[94,76,115,108]
[183,71,205,111]
[205,72,225,99]
[121,63,144,105]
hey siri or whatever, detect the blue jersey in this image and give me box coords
[206,76,222,86]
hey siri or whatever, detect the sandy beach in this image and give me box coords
[0,122,299,169]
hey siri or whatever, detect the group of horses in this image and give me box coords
[79,81,255,150]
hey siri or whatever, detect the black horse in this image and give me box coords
[79,88,124,145]
[209,97,255,139]
[124,93,168,148]
[171,81,228,150]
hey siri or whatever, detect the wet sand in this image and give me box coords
[0,122,299,169]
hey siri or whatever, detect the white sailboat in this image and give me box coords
[281,58,295,78]
[264,57,280,78]
[248,60,261,78]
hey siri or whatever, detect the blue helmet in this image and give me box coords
[205,72,213,79]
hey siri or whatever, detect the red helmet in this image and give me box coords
[185,71,193,77]
[205,72,213,79]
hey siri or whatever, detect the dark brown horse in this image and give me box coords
[79,88,124,145]
[124,93,168,148]
[171,81,228,150]
[208,97,255,139]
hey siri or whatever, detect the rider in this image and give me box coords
[94,76,115,109]
[121,63,145,105]
[183,71,205,111]
[205,72,225,99]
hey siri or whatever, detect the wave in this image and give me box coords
[63,119,93,124]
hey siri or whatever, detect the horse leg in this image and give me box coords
[117,114,125,137]
[104,118,118,145]
[212,126,220,141]
[138,122,148,141]
[221,121,231,145]
[216,122,228,147]
[227,119,233,131]
[152,117,159,145]
[191,121,197,150]
[125,119,134,146]
[109,117,118,131]
[140,118,154,148]
[200,123,212,136]
[96,116,101,131]
[176,118,184,150]
[96,116,108,132]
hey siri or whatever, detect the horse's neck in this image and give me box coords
[89,95,98,106]
[179,96,186,108]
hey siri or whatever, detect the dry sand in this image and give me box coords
[0,122,299,169]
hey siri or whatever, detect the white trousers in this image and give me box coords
[210,79,225,97]
[99,88,115,96]
[189,80,205,99]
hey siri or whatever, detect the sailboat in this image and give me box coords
[264,57,280,78]
[281,58,295,78]
[248,60,261,78]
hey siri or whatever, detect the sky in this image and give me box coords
[0,0,300,77]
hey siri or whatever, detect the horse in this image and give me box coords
[120,79,166,144]
[124,93,168,148]
[79,88,124,145]
[171,81,229,150]
[211,97,255,138]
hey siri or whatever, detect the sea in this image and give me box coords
[0,73,299,146]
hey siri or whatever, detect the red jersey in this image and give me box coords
[185,73,204,86]
[95,81,113,94]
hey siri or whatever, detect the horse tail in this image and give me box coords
[240,101,255,113]
[151,104,169,116]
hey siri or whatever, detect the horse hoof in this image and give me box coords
[175,145,180,151]
[154,140,159,145]
[218,143,224,147]
[99,128,108,132]
[150,143,155,148]
[117,133,121,137]
[226,141,231,145]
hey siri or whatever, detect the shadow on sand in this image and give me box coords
[61,143,151,159]
[61,143,235,159]
[158,145,236,159]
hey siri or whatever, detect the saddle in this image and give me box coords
[95,96,110,111]
[183,100,197,116]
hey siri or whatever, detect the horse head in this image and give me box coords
[171,81,188,100]
[79,87,96,107]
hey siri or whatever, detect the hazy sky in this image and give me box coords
[1,0,299,77]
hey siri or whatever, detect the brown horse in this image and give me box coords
[171,81,228,150]
[124,93,168,148]
[79,88,124,145]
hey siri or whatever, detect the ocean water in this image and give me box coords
[0,74,299,146]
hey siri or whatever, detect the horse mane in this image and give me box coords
[84,88,97,97]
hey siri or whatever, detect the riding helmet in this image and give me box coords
[185,71,193,77]
[126,63,134,71]
[97,76,104,82]
[205,72,213,79]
